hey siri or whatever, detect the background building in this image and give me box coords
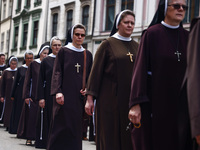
[0,0,199,63]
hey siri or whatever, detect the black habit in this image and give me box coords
[35,54,56,148]
[47,47,93,150]
[9,65,28,134]
[129,23,191,150]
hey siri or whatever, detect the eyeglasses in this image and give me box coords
[52,44,62,47]
[168,4,188,11]
[74,33,86,37]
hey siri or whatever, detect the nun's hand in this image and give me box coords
[39,99,45,108]
[56,93,64,105]
[85,95,94,116]
[0,97,4,103]
[25,98,32,105]
[128,104,141,124]
[196,135,200,145]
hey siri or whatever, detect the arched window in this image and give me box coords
[52,13,58,36]
[82,5,89,34]
[106,0,115,31]
[121,0,134,11]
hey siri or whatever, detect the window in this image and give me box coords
[26,0,31,7]
[33,21,39,45]
[66,10,73,34]
[14,26,19,48]
[23,24,28,47]
[106,0,115,31]
[183,0,199,23]
[6,30,10,51]
[121,0,134,11]
[17,0,21,10]
[82,5,89,34]
[1,33,5,51]
[52,13,58,36]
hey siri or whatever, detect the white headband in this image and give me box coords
[9,56,18,65]
[116,10,129,29]
[50,36,61,48]
[71,23,85,39]
[39,45,50,55]
[24,50,34,59]
[164,0,168,16]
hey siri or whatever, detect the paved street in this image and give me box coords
[0,124,96,150]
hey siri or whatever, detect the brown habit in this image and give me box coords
[86,37,138,150]
[186,17,200,150]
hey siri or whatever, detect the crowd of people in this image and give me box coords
[0,0,199,150]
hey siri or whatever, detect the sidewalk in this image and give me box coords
[0,124,96,150]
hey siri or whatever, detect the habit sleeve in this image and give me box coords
[22,62,32,99]
[187,19,200,138]
[129,31,150,108]
[51,48,64,95]
[86,40,109,98]
[37,60,46,101]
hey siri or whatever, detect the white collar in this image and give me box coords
[161,21,180,29]
[49,53,56,58]
[65,43,85,52]
[5,67,17,71]
[35,58,41,64]
[0,64,5,67]
[22,64,28,68]
[112,32,132,41]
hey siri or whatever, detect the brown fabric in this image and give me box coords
[86,37,138,150]
[186,18,200,148]
[0,70,16,127]
[47,48,93,150]
[129,24,191,150]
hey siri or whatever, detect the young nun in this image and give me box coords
[128,0,192,150]
[0,53,7,123]
[9,50,34,134]
[35,37,62,149]
[0,56,18,130]
[47,24,93,150]
[85,10,138,150]
[19,43,49,145]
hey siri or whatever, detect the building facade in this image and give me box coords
[0,0,199,61]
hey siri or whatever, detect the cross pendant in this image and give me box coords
[75,63,81,73]
[127,52,133,62]
[174,50,181,61]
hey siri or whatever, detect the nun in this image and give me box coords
[85,10,138,150]
[18,43,49,146]
[0,56,18,130]
[128,0,192,150]
[9,50,34,134]
[35,36,62,148]
[47,23,93,150]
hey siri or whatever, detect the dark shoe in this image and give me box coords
[82,137,88,140]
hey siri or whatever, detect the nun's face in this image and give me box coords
[25,54,33,66]
[51,40,62,55]
[117,15,135,37]
[10,60,17,70]
[72,28,85,48]
[165,0,187,25]
[40,49,49,61]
